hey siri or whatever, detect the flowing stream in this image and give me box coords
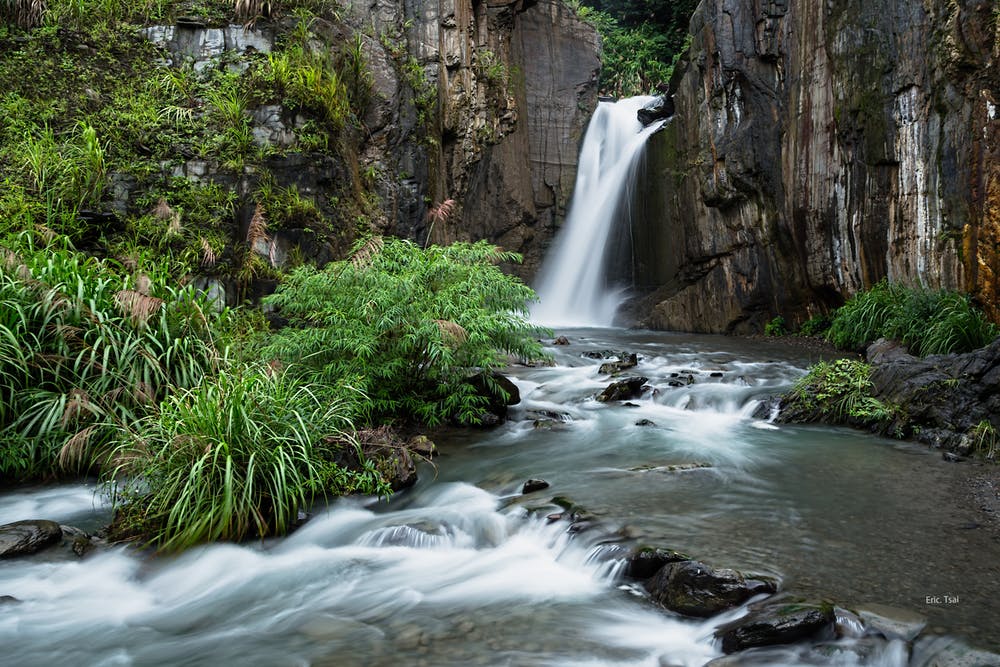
[2,329,998,666]
[532,97,663,327]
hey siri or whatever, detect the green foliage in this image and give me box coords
[475,48,507,88]
[568,0,695,96]
[970,420,998,460]
[255,179,323,231]
[764,316,787,337]
[790,358,895,423]
[798,313,833,337]
[826,280,999,355]
[108,363,388,551]
[0,234,228,479]
[268,44,351,129]
[262,238,549,425]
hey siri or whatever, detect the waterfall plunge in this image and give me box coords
[532,96,663,327]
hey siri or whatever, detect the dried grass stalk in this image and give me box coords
[114,289,164,325]
[426,198,456,226]
[200,237,217,268]
[351,235,384,269]
[247,202,269,247]
[62,388,95,428]
[59,425,98,470]
[434,319,468,345]
[135,274,153,296]
[152,197,174,220]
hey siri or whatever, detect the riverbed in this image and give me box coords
[1,328,997,666]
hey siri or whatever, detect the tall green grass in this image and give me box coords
[826,280,998,355]
[0,234,226,479]
[108,364,387,550]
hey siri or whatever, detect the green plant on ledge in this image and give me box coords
[971,420,998,460]
[790,358,895,424]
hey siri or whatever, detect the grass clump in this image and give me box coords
[788,358,895,424]
[262,237,549,425]
[109,364,388,551]
[826,280,998,356]
[0,233,227,480]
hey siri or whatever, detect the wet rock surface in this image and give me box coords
[0,520,63,558]
[715,598,836,653]
[626,1,1000,333]
[645,560,776,617]
[596,377,648,402]
[624,546,691,580]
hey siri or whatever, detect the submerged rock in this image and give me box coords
[0,520,63,558]
[645,560,777,617]
[597,377,648,402]
[553,336,570,345]
[715,598,836,653]
[854,603,927,642]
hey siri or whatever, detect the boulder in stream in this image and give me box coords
[624,546,692,580]
[521,479,550,494]
[715,598,836,653]
[597,377,648,402]
[465,370,521,424]
[598,353,638,375]
[645,560,777,617]
[0,520,63,558]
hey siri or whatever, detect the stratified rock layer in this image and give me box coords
[628,0,1000,333]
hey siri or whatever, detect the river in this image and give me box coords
[1,328,998,666]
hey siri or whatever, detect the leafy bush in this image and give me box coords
[0,234,227,479]
[798,313,833,337]
[789,359,894,423]
[262,238,548,425]
[826,280,998,355]
[763,316,787,337]
[108,364,387,551]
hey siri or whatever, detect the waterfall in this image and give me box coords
[532,96,664,327]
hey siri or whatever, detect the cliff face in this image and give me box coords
[356,0,600,277]
[630,0,1000,333]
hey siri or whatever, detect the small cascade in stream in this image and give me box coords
[532,96,664,327]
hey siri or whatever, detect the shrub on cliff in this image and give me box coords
[261,237,548,425]
[826,281,998,356]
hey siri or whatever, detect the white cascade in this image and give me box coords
[532,96,664,327]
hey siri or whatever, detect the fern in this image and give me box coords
[263,238,549,425]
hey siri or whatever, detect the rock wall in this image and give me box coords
[629,0,1000,333]
[354,0,600,277]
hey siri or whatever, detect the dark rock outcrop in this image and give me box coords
[715,599,836,653]
[598,353,638,374]
[596,377,648,402]
[645,560,777,617]
[867,337,1000,450]
[521,479,550,494]
[466,371,521,424]
[624,546,691,580]
[637,94,674,126]
[624,0,1000,333]
[778,337,1000,454]
[0,520,63,558]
